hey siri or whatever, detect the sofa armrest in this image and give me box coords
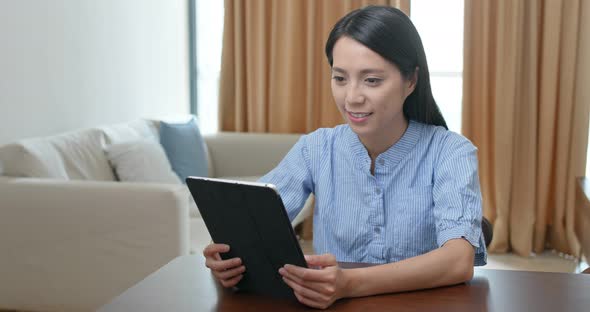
[0,177,189,312]
[204,132,301,178]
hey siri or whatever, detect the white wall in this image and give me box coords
[0,0,190,145]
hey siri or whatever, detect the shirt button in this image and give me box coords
[378,159,385,165]
[376,188,382,195]
[374,227,381,234]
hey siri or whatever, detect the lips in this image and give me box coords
[346,110,373,123]
[349,112,370,118]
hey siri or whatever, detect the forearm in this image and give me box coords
[343,239,475,298]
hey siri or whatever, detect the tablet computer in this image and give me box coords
[185,176,308,299]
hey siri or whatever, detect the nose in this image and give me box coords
[345,84,365,106]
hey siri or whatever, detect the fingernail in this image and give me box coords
[278,268,285,274]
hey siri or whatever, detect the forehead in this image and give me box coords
[331,36,392,71]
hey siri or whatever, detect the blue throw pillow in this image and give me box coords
[159,117,208,183]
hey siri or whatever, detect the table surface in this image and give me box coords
[98,255,590,312]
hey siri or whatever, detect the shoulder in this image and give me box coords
[416,122,477,160]
[301,124,350,150]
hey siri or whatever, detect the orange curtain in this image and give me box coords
[219,0,410,134]
[463,0,590,256]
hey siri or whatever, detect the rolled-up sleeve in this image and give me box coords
[258,135,314,222]
[432,135,487,266]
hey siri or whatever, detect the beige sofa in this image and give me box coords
[0,119,310,312]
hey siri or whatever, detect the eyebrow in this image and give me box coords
[332,67,386,75]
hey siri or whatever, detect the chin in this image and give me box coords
[348,122,375,137]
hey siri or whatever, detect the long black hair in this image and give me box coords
[325,6,447,129]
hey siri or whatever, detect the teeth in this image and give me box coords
[350,112,371,118]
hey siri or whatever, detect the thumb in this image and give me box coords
[305,253,337,268]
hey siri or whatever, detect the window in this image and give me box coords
[193,0,224,134]
[587,130,590,177]
[192,1,465,134]
[411,0,464,133]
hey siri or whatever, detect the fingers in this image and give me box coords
[282,275,330,303]
[220,273,244,288]
[206,257,244,288]
[293,291,331,310]
[305,253,337,267]
[214,265,246,280]
[279,258,341,309]
[282,264,336,283]
[205,256,242,271]
[283,274,335,310]
[202,244,246,288]
[279,267,333,295]
[203,243,230,257]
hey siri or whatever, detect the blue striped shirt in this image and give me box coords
[260,120,487,266]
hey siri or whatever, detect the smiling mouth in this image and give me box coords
[349,112,372,118]
[346,110,373,123]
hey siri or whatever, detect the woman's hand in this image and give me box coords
[203,243,246,288]
[279,254,349,309]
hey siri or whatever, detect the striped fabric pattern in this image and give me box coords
[260,120,487,266]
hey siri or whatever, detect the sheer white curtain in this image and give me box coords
[196,0,224,134]
[411,0,464,133]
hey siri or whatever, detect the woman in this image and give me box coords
[203,5,486,309]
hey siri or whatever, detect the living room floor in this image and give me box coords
[298,239,589,273]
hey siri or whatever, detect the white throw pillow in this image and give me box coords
[104,139,202,218]
[105,139,181,184]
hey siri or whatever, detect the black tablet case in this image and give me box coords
[186,177,308,299]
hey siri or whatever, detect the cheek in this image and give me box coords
[331,85,346,107]
[376,85,406,110]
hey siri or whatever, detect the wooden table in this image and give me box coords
[98,255,590,312]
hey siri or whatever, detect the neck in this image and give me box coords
[359,117,409,162]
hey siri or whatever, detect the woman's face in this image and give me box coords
[330,36,416,139]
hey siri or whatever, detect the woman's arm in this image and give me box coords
[279,238,474,309]
[344,238,474,297]
[258,135,314,222]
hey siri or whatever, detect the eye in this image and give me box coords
[365,77,382,85]
[332,76,346,84]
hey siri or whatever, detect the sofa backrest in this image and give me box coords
[0,119,215,181]
[107,118,214,178]
[0,119,161,181]
[99,119,160,145]
[204,132,300,178]
[0,128,115,180]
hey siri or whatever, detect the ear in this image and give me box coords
[405,67,419,97]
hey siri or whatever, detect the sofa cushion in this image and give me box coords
[104,139,205,218]
[159,117,209,182]
[0,128,115,180]
[105,139,181,184]
[0,143,65,178]
[100,119,159,145]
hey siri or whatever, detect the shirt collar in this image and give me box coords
[346,120,423,172]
